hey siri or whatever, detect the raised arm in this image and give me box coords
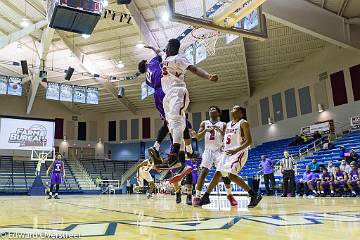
[190,121,207,140]
[187,65,218,82]
[144,45,162,56]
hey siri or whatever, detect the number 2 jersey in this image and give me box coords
[204,120,226,151]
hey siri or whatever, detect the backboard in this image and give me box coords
[31,147,56,163]
[168,0,268,41]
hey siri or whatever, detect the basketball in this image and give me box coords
[0,1,359,240]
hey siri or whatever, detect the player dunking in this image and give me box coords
[138,45,197,168]
[137,159,155,198]
[146,39,218,169]
[189,106,237,206]
[46,153,65,199]
[199,106,262,208]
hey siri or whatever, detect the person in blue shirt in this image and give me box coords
[296,166,313,196]
[307,159,320,173]
[259,155,276,195]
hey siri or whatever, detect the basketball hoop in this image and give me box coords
[191,27,222,56]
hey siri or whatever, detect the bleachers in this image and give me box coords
[0,156,81,194]
[204,137,308,185]
[80,159,138,181]
[297,130,360,174]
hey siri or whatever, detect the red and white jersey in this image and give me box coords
[139,159,153,172]
[223,119,248,151]
[161,54,191,94]
[204,120,226,151]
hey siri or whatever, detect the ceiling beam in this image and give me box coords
[125,1,160,49]
[239,38,251,97]
[57,32,137,115]
[0,20,47,49]
[263,0,360,53]
[26,26,55,114]
[338,0,349,17]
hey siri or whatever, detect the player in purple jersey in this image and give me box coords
[331,165,348,197]
[183,158,200,205]
[46,154,65,199]
[347,161,360,197]
[318,168,332,197]
[307,171,320,196]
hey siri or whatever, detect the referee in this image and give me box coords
[280,150,296,197]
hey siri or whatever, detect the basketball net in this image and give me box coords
[191,27,222,56]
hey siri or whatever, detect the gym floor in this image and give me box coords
[0,194,359,239]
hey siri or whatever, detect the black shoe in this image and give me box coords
[330,193,335,197]
[186,151,199,159]
[280,194,287,197]
[248,194,262,208]
[176,192,181,204]
[290,194,295,197]
[351,193,357,197]
[320,193,325,197]
[148,147,162,165]
[314,193,320,197]
[200,193,211,206]
[157,153,181,169]
[186,195,192,205]
[54,195,60,199]
[48,195,52,199]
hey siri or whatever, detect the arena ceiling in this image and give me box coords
[0,0,359,114]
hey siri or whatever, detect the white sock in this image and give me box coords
[55,193,58,196]
[186,144,193,155]
[320,191,324,194]
[331,190,334,193]
[226,188,231,195]
[352,191,356,194]
[49,192,52,196]
[154,142,160,151]
[313,190,317,194]
[196,190,201,197]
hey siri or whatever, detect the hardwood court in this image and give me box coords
[0,195,359,239]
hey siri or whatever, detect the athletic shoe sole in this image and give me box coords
[169,166,192,184]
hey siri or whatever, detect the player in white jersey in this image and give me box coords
[200,106,262,208]
[137,159,155,198]
[188,106,237,206]
[156,39,218,169]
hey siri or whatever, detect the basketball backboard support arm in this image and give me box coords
[167,0,268,41]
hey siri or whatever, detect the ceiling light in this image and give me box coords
[16,44,23,52]
[136,41,145,49]
[20,17,30,28]
[161,12,170,21]
[103,0,109,7]
[81,34,91,39]
[117,60,124,69]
